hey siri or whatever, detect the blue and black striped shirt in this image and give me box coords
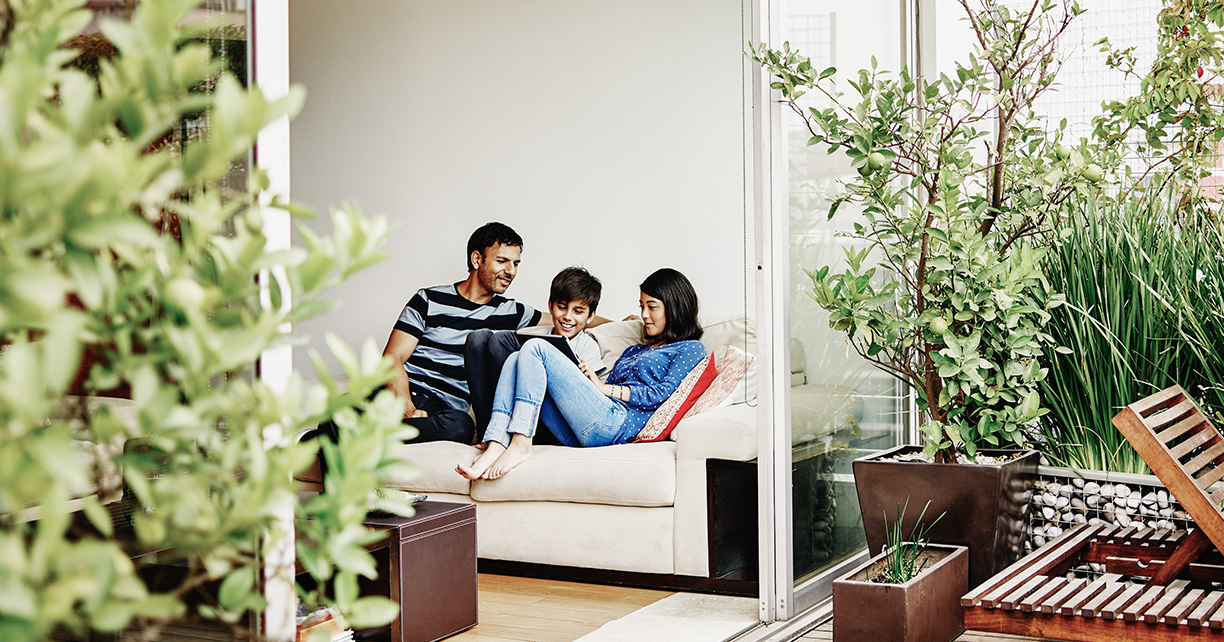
[394,283,541,411]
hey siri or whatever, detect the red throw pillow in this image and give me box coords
[634,353,716,442]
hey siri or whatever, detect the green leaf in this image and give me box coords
[217,567,256,611]
[80,495,114,538]
[345,596,400,629]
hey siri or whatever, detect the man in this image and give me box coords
[382,222,542,443]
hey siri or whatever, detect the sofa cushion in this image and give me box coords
[684,345,755,418]
[590,316,758,404]
[470,441,676,507]
[790,384,864,446]
[588,319,646,369]
[387,440,477,495]
[635,353,716,442]
[700,317,757,404]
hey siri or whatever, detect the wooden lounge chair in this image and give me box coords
[962,384,1224,640]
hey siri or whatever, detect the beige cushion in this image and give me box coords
[635,353,715,442]
[683,345,755,419]
[699,317,757,404]
[388,441,477,495]
[589,319,647,366]
[790,384,864,445]
[589,316,758,403]
[470,441,676,507]
[791,337,806,383]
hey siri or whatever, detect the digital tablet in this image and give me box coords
[515,332,580,365]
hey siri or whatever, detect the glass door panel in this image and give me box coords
[783,0,909,594]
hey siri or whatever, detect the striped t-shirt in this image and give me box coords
[394,283,541,411]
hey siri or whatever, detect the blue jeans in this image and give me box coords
[484,339,630,448]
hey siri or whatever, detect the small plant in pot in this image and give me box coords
[833,502,966,642]
[751,0,1087,587]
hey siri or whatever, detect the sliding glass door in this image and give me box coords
[756,0,914,621]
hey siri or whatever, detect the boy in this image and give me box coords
[465,267,605,443]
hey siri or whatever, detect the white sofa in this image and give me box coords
[387,317,759,578]
[386,317,863,579]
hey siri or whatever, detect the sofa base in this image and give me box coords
[477,558,758,597]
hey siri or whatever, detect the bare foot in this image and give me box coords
[484,434,535,479]
[456,442,506,479]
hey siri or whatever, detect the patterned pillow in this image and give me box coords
[682,345,755,420]
[633,353,716,442]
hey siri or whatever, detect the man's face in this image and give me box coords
[472,242,522,294]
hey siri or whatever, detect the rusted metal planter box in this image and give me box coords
[853,445,1038,589]
[833,543,968,642]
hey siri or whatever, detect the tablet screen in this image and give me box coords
[514,332,580,365]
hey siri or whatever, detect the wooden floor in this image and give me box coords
[448,575,1063,642]
[800,621,1059,641]
[448,574,673,642]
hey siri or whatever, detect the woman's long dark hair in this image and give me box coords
[640,268,702,344]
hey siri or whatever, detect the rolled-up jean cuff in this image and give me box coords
[508,398,541,437]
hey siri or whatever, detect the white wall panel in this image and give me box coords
[289,0,751,373]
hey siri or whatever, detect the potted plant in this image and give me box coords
[833,503,967,642]
[751,0,1091,587]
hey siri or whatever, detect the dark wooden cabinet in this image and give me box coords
[363,502,478,642]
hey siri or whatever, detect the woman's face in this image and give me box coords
[640,292,666,339]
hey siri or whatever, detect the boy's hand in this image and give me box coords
[578,357,600,384]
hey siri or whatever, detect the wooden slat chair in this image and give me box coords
[963,385,1224,641]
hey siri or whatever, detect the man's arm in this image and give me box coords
[382,328,428,418]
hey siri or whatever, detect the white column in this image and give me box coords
[753,0,792,624]
[251,1,295,640]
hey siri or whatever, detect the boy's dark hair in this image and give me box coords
[640,268,702,344]
[549,267,602,313]
[466,222,524,271]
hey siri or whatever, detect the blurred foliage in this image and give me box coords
[0,0,414,639]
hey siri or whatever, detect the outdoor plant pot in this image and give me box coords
[853,444,1038,589]
[832,543,968,642]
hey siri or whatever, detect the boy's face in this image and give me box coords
[549,299,594,339]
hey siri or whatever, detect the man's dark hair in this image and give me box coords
[549,267,602,314]
[466,222,524,271]
[640,268,702,344]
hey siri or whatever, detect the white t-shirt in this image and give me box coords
[570,330,606,374]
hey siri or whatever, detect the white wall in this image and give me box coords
[288,0,752,374]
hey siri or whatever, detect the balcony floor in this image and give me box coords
[800,621,1061,641]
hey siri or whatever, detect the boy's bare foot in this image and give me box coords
[456,442,505,479]
[484,434,535,479]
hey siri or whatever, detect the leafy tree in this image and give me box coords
[751,1,1091,463]
[1094,0,1224,208]
[0,0,413,639]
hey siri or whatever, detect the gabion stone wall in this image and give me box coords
[1024,471,1196,554]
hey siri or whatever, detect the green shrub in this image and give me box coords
[1039,191,1224,473]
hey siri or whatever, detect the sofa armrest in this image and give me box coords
[670,403,757,577]
[671,403,757,463]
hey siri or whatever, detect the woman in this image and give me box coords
[457,268,706,480]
